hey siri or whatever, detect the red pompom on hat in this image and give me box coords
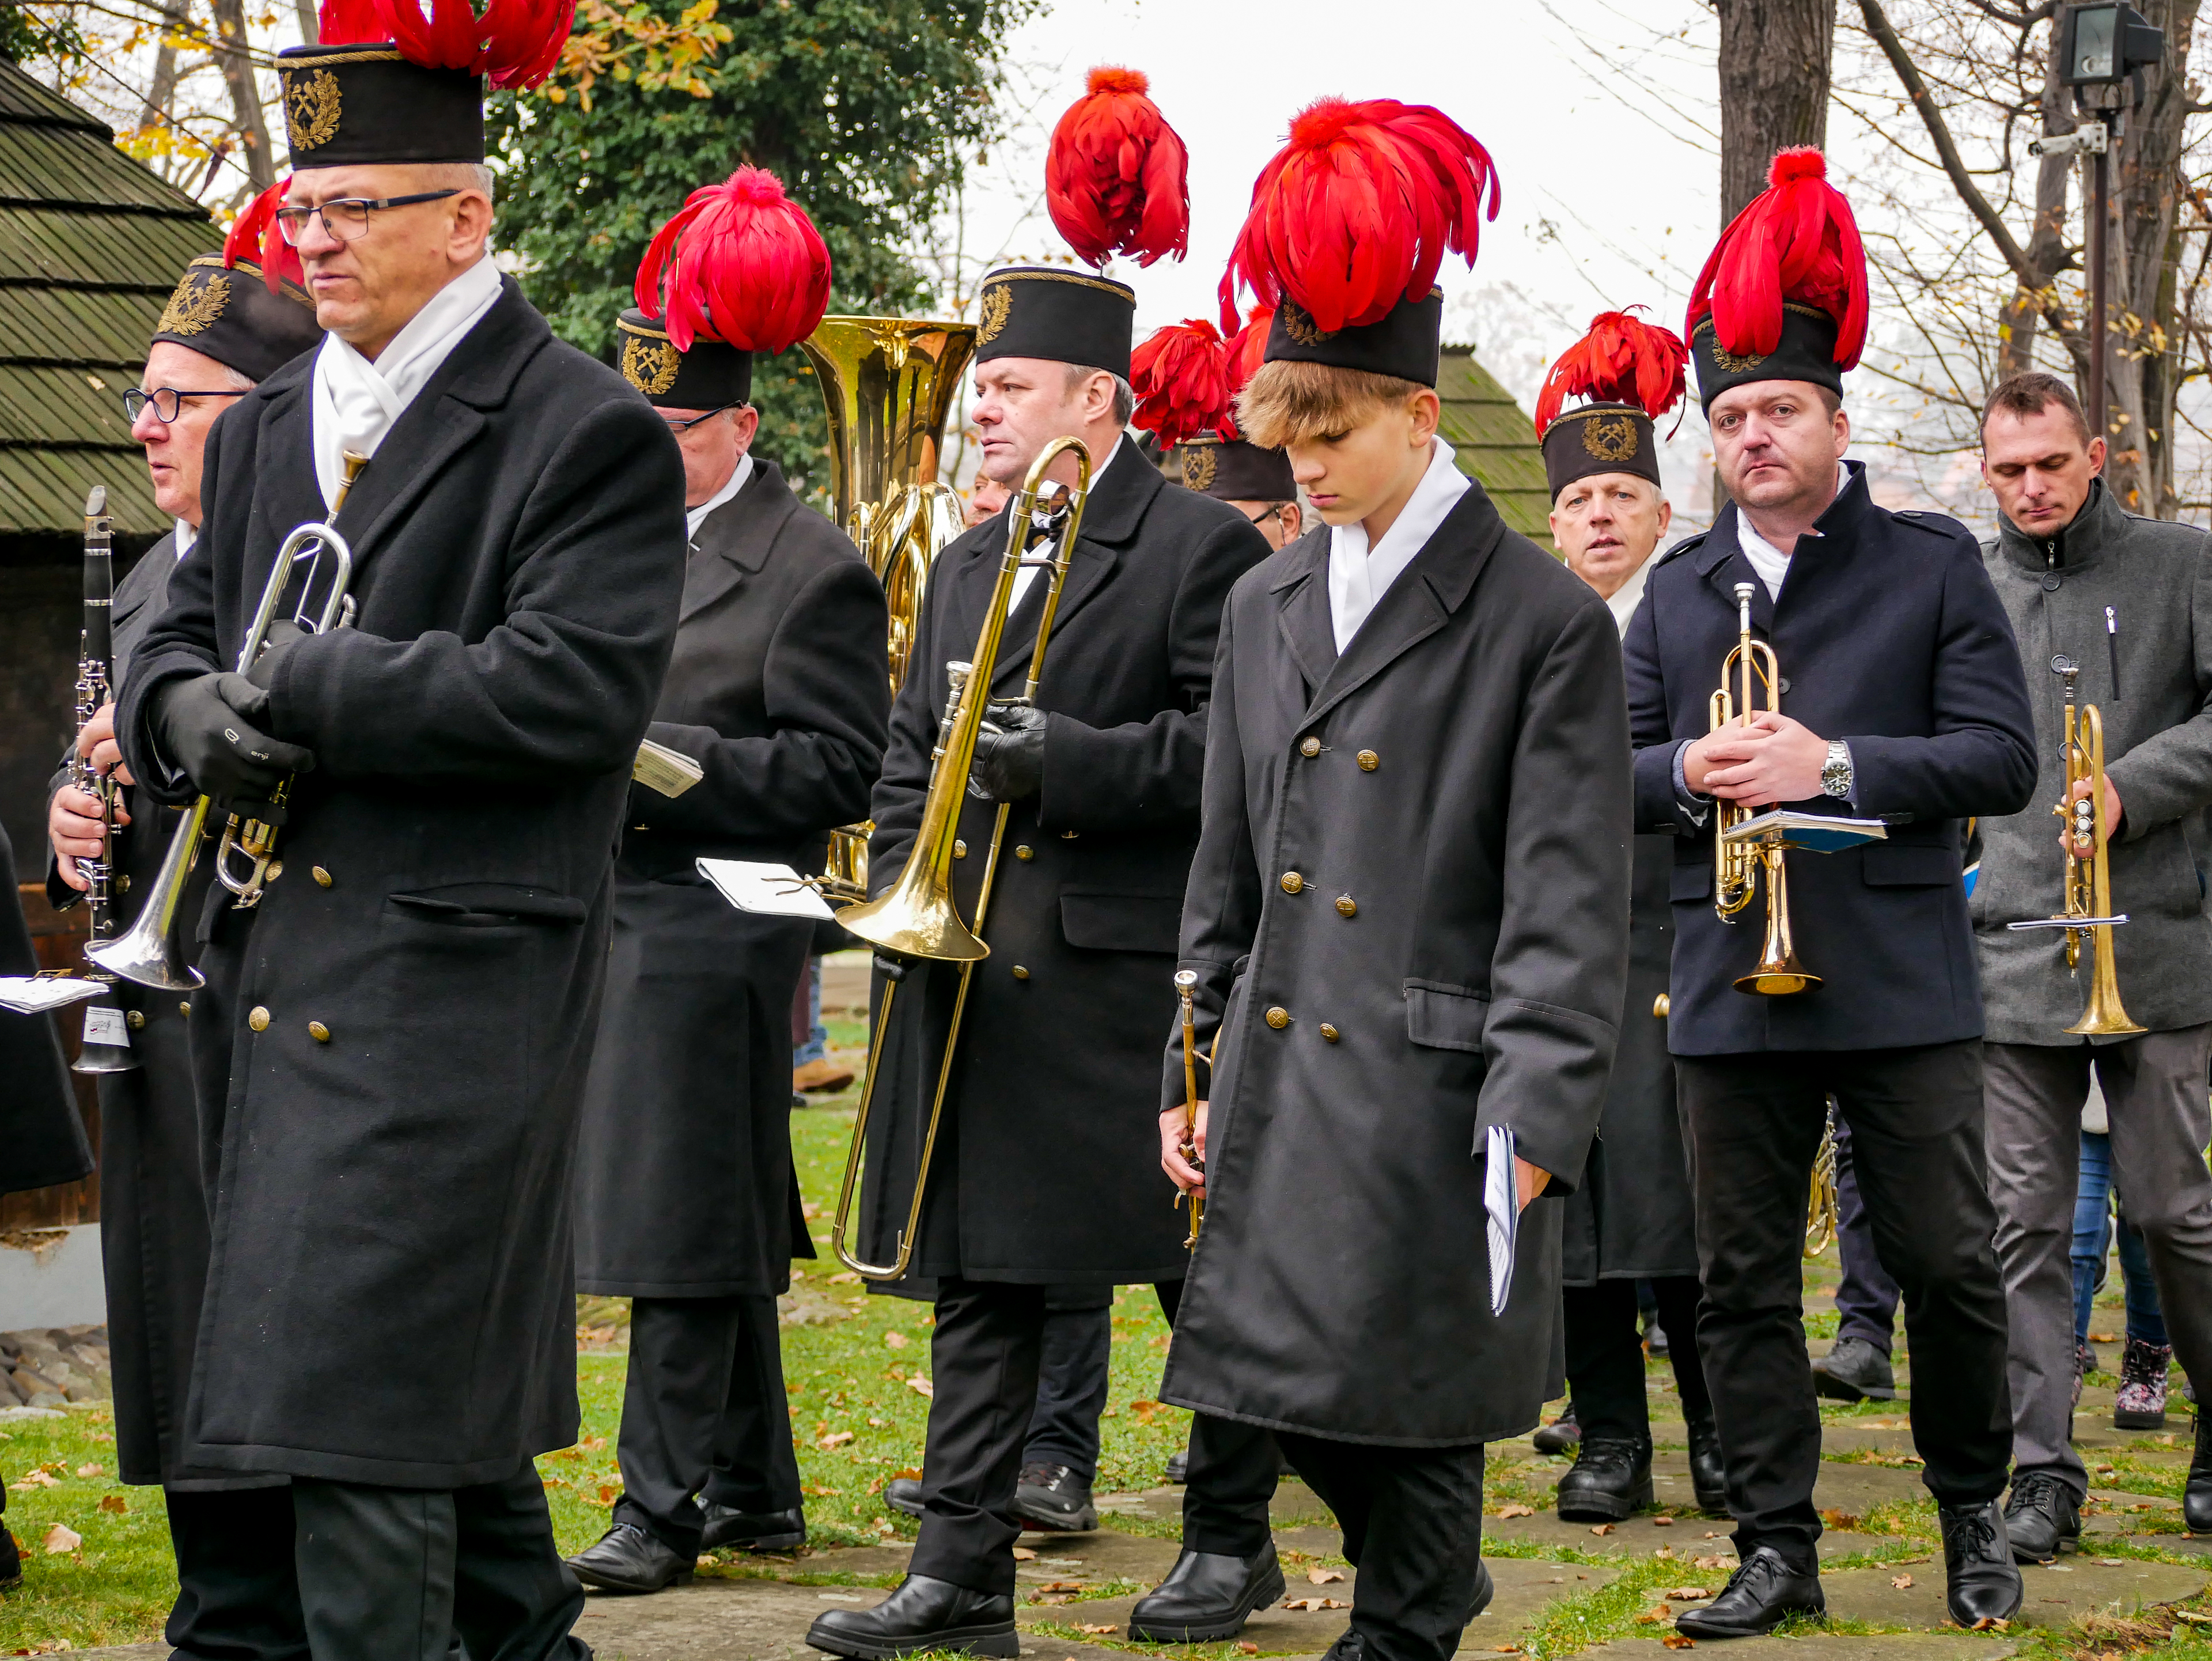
[1218,306,1271,441]
[635,167,833,355]
[321,0,571,90]
[223,177,305,293]
[1533,308,1688,437]
[1130,319,1230,447]
[1046,66,1190,269]
[1686,147,1866,371]
[1219,96,1498,335]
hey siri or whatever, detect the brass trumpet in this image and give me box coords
[825,436,1093,1280]
[2005,657,2143,1035]
[1709,581,1816,994]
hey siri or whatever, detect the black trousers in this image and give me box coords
[1154,1277,1280,1557]
[1678,1043,2010,1568]
[1025,1289,1112,1481]
[1562,1274,1712,1446]
[1277,1436,1484,1661]
[613,1295,802,1556]
[291,1462,586,1661]
[166,1485,309,1659]
[908,1278,1051,1595]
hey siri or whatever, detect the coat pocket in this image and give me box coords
[1060,890,1181,954]
[1669,860,1713,903]
[1859,843,1956,887]
[389,883,589,926]
[1404,981,1490,1053]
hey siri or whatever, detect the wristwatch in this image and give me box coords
[1821,739,1854,801]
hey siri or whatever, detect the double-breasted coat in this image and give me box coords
[574,459,889,1298]
[1159,480,1633,1446]
[855,440,1271,1287]
[118,278,685,1486]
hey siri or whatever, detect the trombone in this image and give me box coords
[91,457,364,990]
[2005,656,2143,1035]
[825,437,1093,1280]
[1710,581,1815,994]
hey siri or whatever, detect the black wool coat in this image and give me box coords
[574,459,889,1297]
[1623,463,2037,1056]
[855,439,1271,1286]
[118,278,687,1486]
[43,535,247,1487]
[1159,480,1632,1447]
[2,820,88,1198]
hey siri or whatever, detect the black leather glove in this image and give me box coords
[967,702,1047,803]
[244,619,305,694]
[151,671,315,807]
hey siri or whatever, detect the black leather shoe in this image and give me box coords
[1812,1337,1896,1402]
[1127,1541,1286,1641]
[1468,1556,1494,1621]
[1672,1546,1824,1638]
[806,1573,1018,1659]
[1556,1437,1653,1522]
[2002,1474,2080,1562]
[1011,1461,1097,1532]
[0,1526,19,1591]
[882,1477,924,1519]
[1533,1401,1581,1455]
[1166,1446,1190,1484]
[700,1502,805,1554]
[2185,1408,2212,1533]
[1687,1416,1729,1515]
[1940,1500,2024,1626]
[565,1523,694,1594]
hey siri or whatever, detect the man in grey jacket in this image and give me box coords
[1974,370,2212,1558]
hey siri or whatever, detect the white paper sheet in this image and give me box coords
[0,977,107,1015]
[1484,1123,1518,1316]
[696,858,838,922]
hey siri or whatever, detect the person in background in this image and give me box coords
[1814,1118,1903,1402]
[2071,1081,2183,1426]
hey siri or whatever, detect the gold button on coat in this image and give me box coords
[127,1009,146,1030]
[953,840,967,858]
[313,866,333,888]
[179,1001,191,1017]
[1280,872,1304,894]
[248,1007,270,1032]
[1335,895,1357,917]
[1015,845,1033,861]
[308,1021,331,1043]
[265,860,283,881]
[1357,750,1380,771]
[1264,1006,1290,1029]
[1300,736,1321,757]
[1320,1023,1340,1043]
[1012,966,1030,980]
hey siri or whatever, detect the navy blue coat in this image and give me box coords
[1623,463,2036,1055]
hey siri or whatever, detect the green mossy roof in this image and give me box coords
[1438,343,1553,554]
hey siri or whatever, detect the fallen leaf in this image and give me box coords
[582,1435,607,1451]
[10,1470,59,1490]
[1664,1588,1711,1601]
[74,1464,101,1478]
[1892,1574,1914,1590]
[1635,1608,1671,1626]
[2088,1331,2116,1343]
[818,1431,856,1450]
[1037,1581,1086,1593]
[2093,1464,2115,1475]
[1970,1618,2011,1633]
[1283,1596,1350,1611]
[906,1376,934,1399]
[42,1523,80,1554]
[802,1484,842,1497]
[1239,1644,1260,1655]
[97,1495,127,1515]
[1130,1399,1161,1425]
[1653,1516,1673,1526]
[1012,1548,1037,1561]
[1589,1523,1615,1536]
[884,1332,908,1349]
[596,1484,618,1505]
[829,1270,862,1284]
[894,1467,924,1480]
[2096,1558,2124,1567]
[1819,1509,1861,1531]
[1306,1567,1345,1584]
[1076,1624,1118,1636]
[1663,1634,1696,1650]
[1493,1647,1523,1655]
[1692,1555,1732,1570]
[1495,1504,1535,1519]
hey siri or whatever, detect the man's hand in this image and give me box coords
[74,701,134,787]
[1687,710,1828,805]
[151,671,316,807]
[48,785,124,891]
[1160,1101,1207,1197]
[2061,773,2123,856]
[967,702,1047,802]
[1515,1156,1551,1213]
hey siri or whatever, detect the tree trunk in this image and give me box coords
[294,0,319,46]
[208,0,275,192]
[2001,48,2075,378]
[140,0,187,141]
[1716,0,1839,221]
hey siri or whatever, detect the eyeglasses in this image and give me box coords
[659,403,741,434]
[125,387,248,424]
[1245,504,1293,527]
[274,190,460,245]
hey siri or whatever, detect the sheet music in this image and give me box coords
[696,858,838,922]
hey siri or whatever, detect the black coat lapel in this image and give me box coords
[681,460,797,625]
[1270,531,1337,691]
[1696,502,1775,635]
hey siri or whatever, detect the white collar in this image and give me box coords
[1735,461,1848,601]
[174,519,197,562]
[1604,555,1652,637]
[1325,437,1470,651]
[686,452,755,540]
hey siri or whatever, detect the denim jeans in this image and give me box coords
[2071,1129,2168,1348]
[792,956,827,1066]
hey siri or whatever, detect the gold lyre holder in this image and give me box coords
[1174,968,1205,1247]
[1709,581,1817,994]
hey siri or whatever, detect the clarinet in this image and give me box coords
[72,486,138,1074]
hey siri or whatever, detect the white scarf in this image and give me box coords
[310,255,503,511]
[1326,437,1469,652]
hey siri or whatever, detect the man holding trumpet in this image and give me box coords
[1972,370,2212,1556]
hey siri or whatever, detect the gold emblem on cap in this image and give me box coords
[1281,302,1337,347]
[157,269,229,336]
[1182,445,1218,491]
[622,335,681,396]
[283,67,342,152]
[977,283,1013,346]
[1582,414,1640,464]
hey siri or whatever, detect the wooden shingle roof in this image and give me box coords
[1438,343,1554,554]
[0,59,218,542]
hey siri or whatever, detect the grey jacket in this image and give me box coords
[1975,482,2212,1042]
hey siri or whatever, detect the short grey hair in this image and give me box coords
[419,161,496,205]
[1063,363,1135,425]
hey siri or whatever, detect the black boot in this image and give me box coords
[1555,1437,1653,1522]
[1533,1401,1580,1456]
[564,1523,694,1594]
[1811,1337,1896,1402]
[2001,1474,2080,1562]
[882,1477,925,1519]
[1673,1546,1824,1638]
[2186,1406,2212,1534]
[1012,1462,1097,1533]
[0,1524,18,1591]
[700,1502,805,1553]
[1687,1414,1728,1515]
[805,1574,1018,1659]
[1939,1500,2024,1626]
[1468,1556,1494,1621]
[1126,1541,1286,1641]
[1166,1446,1190,1484]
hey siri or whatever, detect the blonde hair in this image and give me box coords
[1233,360,1428,449]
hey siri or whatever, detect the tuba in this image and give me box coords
[1710,582,1815,994]
[798,317,978,901]
[2005,657,2143,1035]
[825,437,1092,1280]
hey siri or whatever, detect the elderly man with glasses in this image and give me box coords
[113,21,686,1661]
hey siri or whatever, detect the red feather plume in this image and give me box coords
[1130,319,1230,447]
[223,177,305,293]
[1219,97,1499,334]
[1685,147,1866,370]
[1045,66,1189,269]
[1533,308,1688,437]
[324,0,572,89]
[635,167,832,356]
[1218,307,1272,441]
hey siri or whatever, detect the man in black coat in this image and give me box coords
[1627,153,2033,1639]
[566,273,889,1592]
[114,39,684,1661]
[45,245,321,1659]
[807,266,1271,1660]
